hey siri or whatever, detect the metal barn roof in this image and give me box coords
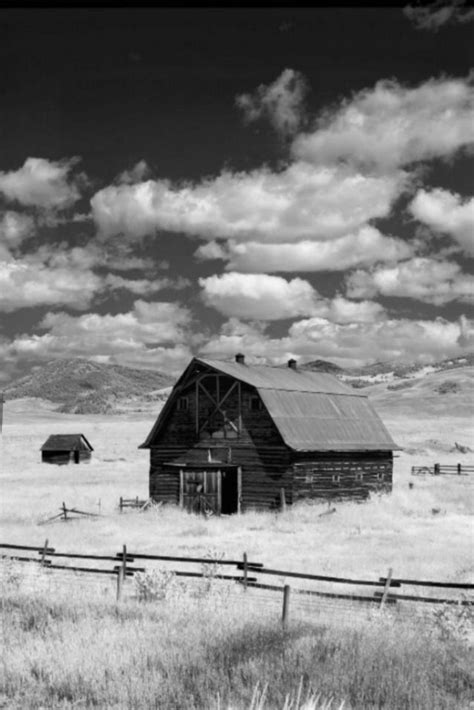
[40,434,94,452]
[195,357,356,395]
[259,390,396,451]
[141,357,397,451]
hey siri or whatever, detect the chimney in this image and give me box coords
[235,353,245,364]
[288,359,297,370]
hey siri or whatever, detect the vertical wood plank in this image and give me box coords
[242,552,248,590]
[282,585,290,627]
[179,469,184,508]
[237,467,242,513]
[217,470,222,515]
[379,567,393,609]
[40,539,49,567]
[280,488,287,512]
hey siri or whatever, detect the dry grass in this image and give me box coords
[0,399,473,584]
[1,395,473,709]
[1,579,473,710]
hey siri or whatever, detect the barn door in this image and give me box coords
[180,469,221,515]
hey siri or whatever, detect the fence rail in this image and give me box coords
[411,463,474,476]
[1,542,473,614]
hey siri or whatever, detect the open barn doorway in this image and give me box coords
[221,468,240,514]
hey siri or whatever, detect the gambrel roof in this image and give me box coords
[40,434,94,452]
[140,357,398,452]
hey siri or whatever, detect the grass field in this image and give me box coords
[1,383,473,709]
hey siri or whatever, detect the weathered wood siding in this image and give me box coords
[41,450,92,465]
[292,452,393,502]
[149,377,292,510]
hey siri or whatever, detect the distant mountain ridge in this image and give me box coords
[302,354,474,386]
[4,358,174,414]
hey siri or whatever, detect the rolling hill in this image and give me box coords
[4,359,174,414]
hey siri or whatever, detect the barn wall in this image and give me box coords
[41,450,92,465]
[147,368,393,511]
[291,451,393,502]
[149,374,293,510]
[149,444,292,510]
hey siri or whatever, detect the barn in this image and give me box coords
[40,434,93,465]
[140,355,398,513]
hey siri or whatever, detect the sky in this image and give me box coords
[0,6,473,381]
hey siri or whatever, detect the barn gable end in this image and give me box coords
[140,357,397,512]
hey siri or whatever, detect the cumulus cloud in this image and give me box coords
[116,160,152,184]
[0,259,104,312]
[200,314,474,368]
[199,272,320,320]
[404,1,474,31]
[235,68,308,137]
[346,258,474,305]
[0,157,86,210]
[409,188,474,255]
[0,241,177,312]
[6,300,192,373]
[91,162,405,242]
[0,211,35,248]
[292,75,474,171]
[195,227,413,272]
[199,271,386,323]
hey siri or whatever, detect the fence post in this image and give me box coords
[62,502,68,521]
[282,585,290,628]
[457,463,461,476]
[379,567,393,609]
[40,539,49,567]
[116,544,127,602]
[119,496,123,513]
[434,464,440,476]
[242,552,248,590]
[280,488,287,512]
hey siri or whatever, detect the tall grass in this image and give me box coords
[1,583,472,710]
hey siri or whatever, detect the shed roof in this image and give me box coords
[40,434,94,452]
[141,357,397,451]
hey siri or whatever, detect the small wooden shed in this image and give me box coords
[40,434,93,465]
[140,355,398,513]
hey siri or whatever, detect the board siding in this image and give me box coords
[147,365,394,511]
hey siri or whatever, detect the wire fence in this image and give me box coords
[1,541,473,630]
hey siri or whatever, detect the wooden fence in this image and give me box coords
[1,542,473,623]
[411,463,474,476]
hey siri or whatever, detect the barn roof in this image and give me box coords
[40,434,94,452]
[141,357,397,452]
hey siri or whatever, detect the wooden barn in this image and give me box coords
[140,355,398,513]
[40,434,93,465]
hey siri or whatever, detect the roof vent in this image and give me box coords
[235,353,245,364]
[288,359,297,370]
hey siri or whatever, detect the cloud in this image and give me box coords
[200,272,320,320]
[0,259,104,312]
[116,160,152,184]
[0,157,87,210]
[346,258,474,305]
[199,271,386,323]
[0,240,177,312]
[0,211,35,248]
[200,314,474,368]
[195,226,414,272]
[91,162,405,243]
[6,300,192,374]
[409,188,474,255]
[404,1,474,31]
[235,68,308,137]
[292,75,474,171]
